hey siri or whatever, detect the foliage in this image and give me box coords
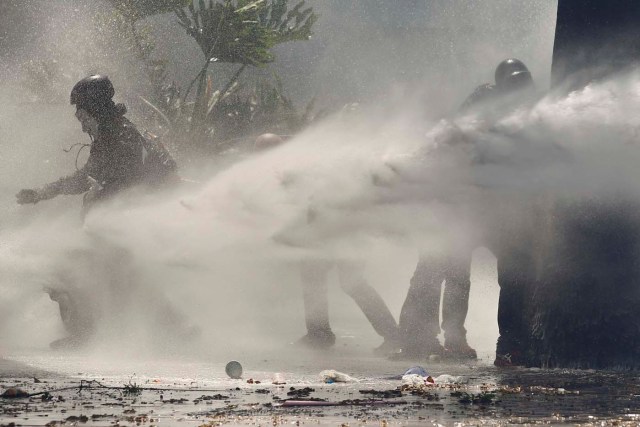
[107,0,192,21]
[145,76,319,154]
[19,1,181,104]
[19,0,319,159]
[98,2,185,106]
[168,0,317,151]
[175,0,316,66]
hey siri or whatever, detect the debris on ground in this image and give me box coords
[271,373,286,385]
[404,366,429,377]
[225,361,243,379]
[319,370,358,383]
[359,389,403,398]
[286,387,315,398]
[1,388,29,398]
[434,374,467,384]
[401,374,434,387]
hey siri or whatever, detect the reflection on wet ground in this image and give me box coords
[1,351,640,426]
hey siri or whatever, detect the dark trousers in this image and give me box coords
[495,250,533,356]
[300,260,399,339]
[398,251,472,352]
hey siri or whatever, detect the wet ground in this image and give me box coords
[2,348,640,426]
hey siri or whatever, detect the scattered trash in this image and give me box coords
[1,388,29,398]
[320,370,358,383]
[404,366,429,377]
[280,399,407,407]
[434,374,467,384]
[225,361,243,379]
[272,373,286,385]
[401,374,434,388]
[400,366,435,386]
[280,400,333,407]
[287,387,315,398]
[359,389,403,398]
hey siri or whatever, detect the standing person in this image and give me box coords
[297,259,400,353]
[396,59,537,362]
[16,75,176,349]
[254,133,401,354]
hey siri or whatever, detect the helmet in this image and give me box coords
[495,59,529,88]
[70,75,115,108]
[500,70,534,93]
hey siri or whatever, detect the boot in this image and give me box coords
[444,338,477,360]
[494,335,525,367]
[294,328,336,349]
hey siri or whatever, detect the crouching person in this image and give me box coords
[16,75,177,349]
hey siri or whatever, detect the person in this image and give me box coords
[397,249,475,359]
[297,259,400,353]
[253,133,401,353]
[396,59,536,362]
[16,75,177,349]
[16,75,149,211]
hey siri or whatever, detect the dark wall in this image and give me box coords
[552,0,640,87]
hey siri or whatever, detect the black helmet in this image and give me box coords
[70,75,115,108]
[500,70,534,94]
[495,58,529,88]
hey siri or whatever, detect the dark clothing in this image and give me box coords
[36,114,146,348]
[300,260,399,340]
[40,116,145,209]
[484,190,539,363]
[398,252,472,353]
[460,84,496,113]
[553,0,640,88]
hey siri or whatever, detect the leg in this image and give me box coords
[397,255,447,356]
[298,259,336,348]
[337,262,399,346]
[495,251,532,366]
[441,251,476,358]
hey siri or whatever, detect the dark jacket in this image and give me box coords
[40,116,145,207]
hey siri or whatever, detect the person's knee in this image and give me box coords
[300,260,331,282]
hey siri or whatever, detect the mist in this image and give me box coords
[4,0,616,361]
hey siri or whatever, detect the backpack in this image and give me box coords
[140,131,178,184]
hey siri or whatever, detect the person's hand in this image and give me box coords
[16,189,40,205]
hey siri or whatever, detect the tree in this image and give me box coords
[173,0,317,149]
[101,0,192,106]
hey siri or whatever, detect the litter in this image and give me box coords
[1,388,29,398]
[272,373,286,385]
[225,361,243,379]
[404,366,429,377]
[401,366,434,386]
[433,374,467,384]
[320,370,358,383]
[280,399,407,407]
[401,374,435,387]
